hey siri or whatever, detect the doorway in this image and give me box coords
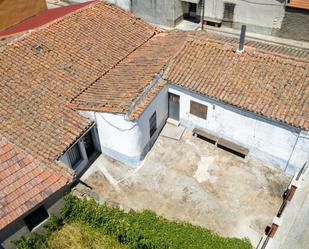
[185,2,200,23]
[168,93,180,121]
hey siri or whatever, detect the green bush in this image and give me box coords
[60,195,252,249]
[15,215,63,249]
[16,195,252,249]
[48,222,126,249]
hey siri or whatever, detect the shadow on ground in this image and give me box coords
[76,129,291,247]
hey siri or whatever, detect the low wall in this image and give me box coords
[257,162,308,249]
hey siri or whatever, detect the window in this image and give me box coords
[190,101,208,119]
[83,131,96,158]
[223,2,235,21]
[67,143,82,169]
[24,206,49,231]
[149,112,157,138]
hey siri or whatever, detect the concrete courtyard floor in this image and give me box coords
[77,128,290,246]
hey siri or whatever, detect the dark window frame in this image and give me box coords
[149,112,157,138]
[190,100,208,120]
[223,2,235,21]
[83,131,96,159]
[67,142,82,169]
[24,205,49,231]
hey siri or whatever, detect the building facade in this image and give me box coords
[0,0,47,31]
[130,0,286,34]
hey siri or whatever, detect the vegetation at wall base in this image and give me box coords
[16,194,252,249]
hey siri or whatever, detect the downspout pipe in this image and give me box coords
[284,131,301,172]
[201,0,205,30]
[237,25,246,52]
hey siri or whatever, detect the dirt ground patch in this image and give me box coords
[78,129,290,246]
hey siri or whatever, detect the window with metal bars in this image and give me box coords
[223,2,235,21]
[24,206,49,231]
[190,100,208,120]
[149,112,157,138]
[67,143,82,169]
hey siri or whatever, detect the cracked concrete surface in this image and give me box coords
[78,129,290,247]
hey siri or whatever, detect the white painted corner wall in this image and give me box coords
[78,87,168,166]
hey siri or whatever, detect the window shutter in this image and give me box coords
[223,2,235,21]
[190,101,208,119]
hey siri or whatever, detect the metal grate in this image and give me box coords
[223,2,235,21]
[68,143,82,168]
[149,112,157,138]
[24,206,49,231]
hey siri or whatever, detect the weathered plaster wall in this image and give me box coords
[132,0,187,27]
[0,0,47,31]
[168,85,309,174]
[80,87,169,166]
[0,189,68,249]
[105,0,131,11]
[204,0,285,34]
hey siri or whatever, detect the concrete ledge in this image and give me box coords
[204,25,309,50]
[100,146,141,167]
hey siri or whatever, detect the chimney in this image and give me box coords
[237,25,246,53]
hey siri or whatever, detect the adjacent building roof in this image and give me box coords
[0,1,156,230]
[164,38,309,130]
[287,0,309,10]
[0,1,94,37]
[0,136,72,230]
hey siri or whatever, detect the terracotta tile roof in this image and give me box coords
[164,38,309,130]
[0,1,156,163]
[70,31,189,118]
[128,79,167,121]
[0,136,72,231]
[0,1,157,229]
[207,32,309,60]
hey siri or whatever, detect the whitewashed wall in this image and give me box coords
[105,0,131,11]
[79,87,168,166]
[168,85,309,174]
[203,0,285,34]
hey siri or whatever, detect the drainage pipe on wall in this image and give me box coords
[201,0,205,30]
[284,131,301,172]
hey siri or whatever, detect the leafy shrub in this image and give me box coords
[48,223,126,249]
[60,195,252,249]
[16,195,252,249]
[15,215,63,249]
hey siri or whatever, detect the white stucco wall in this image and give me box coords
[105,0,131,11]
[1,197,66,249]
[79,87,169,166]
[204,0,285,33]
[168,85,309,174]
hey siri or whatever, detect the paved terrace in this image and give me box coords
[75,127,291,247]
